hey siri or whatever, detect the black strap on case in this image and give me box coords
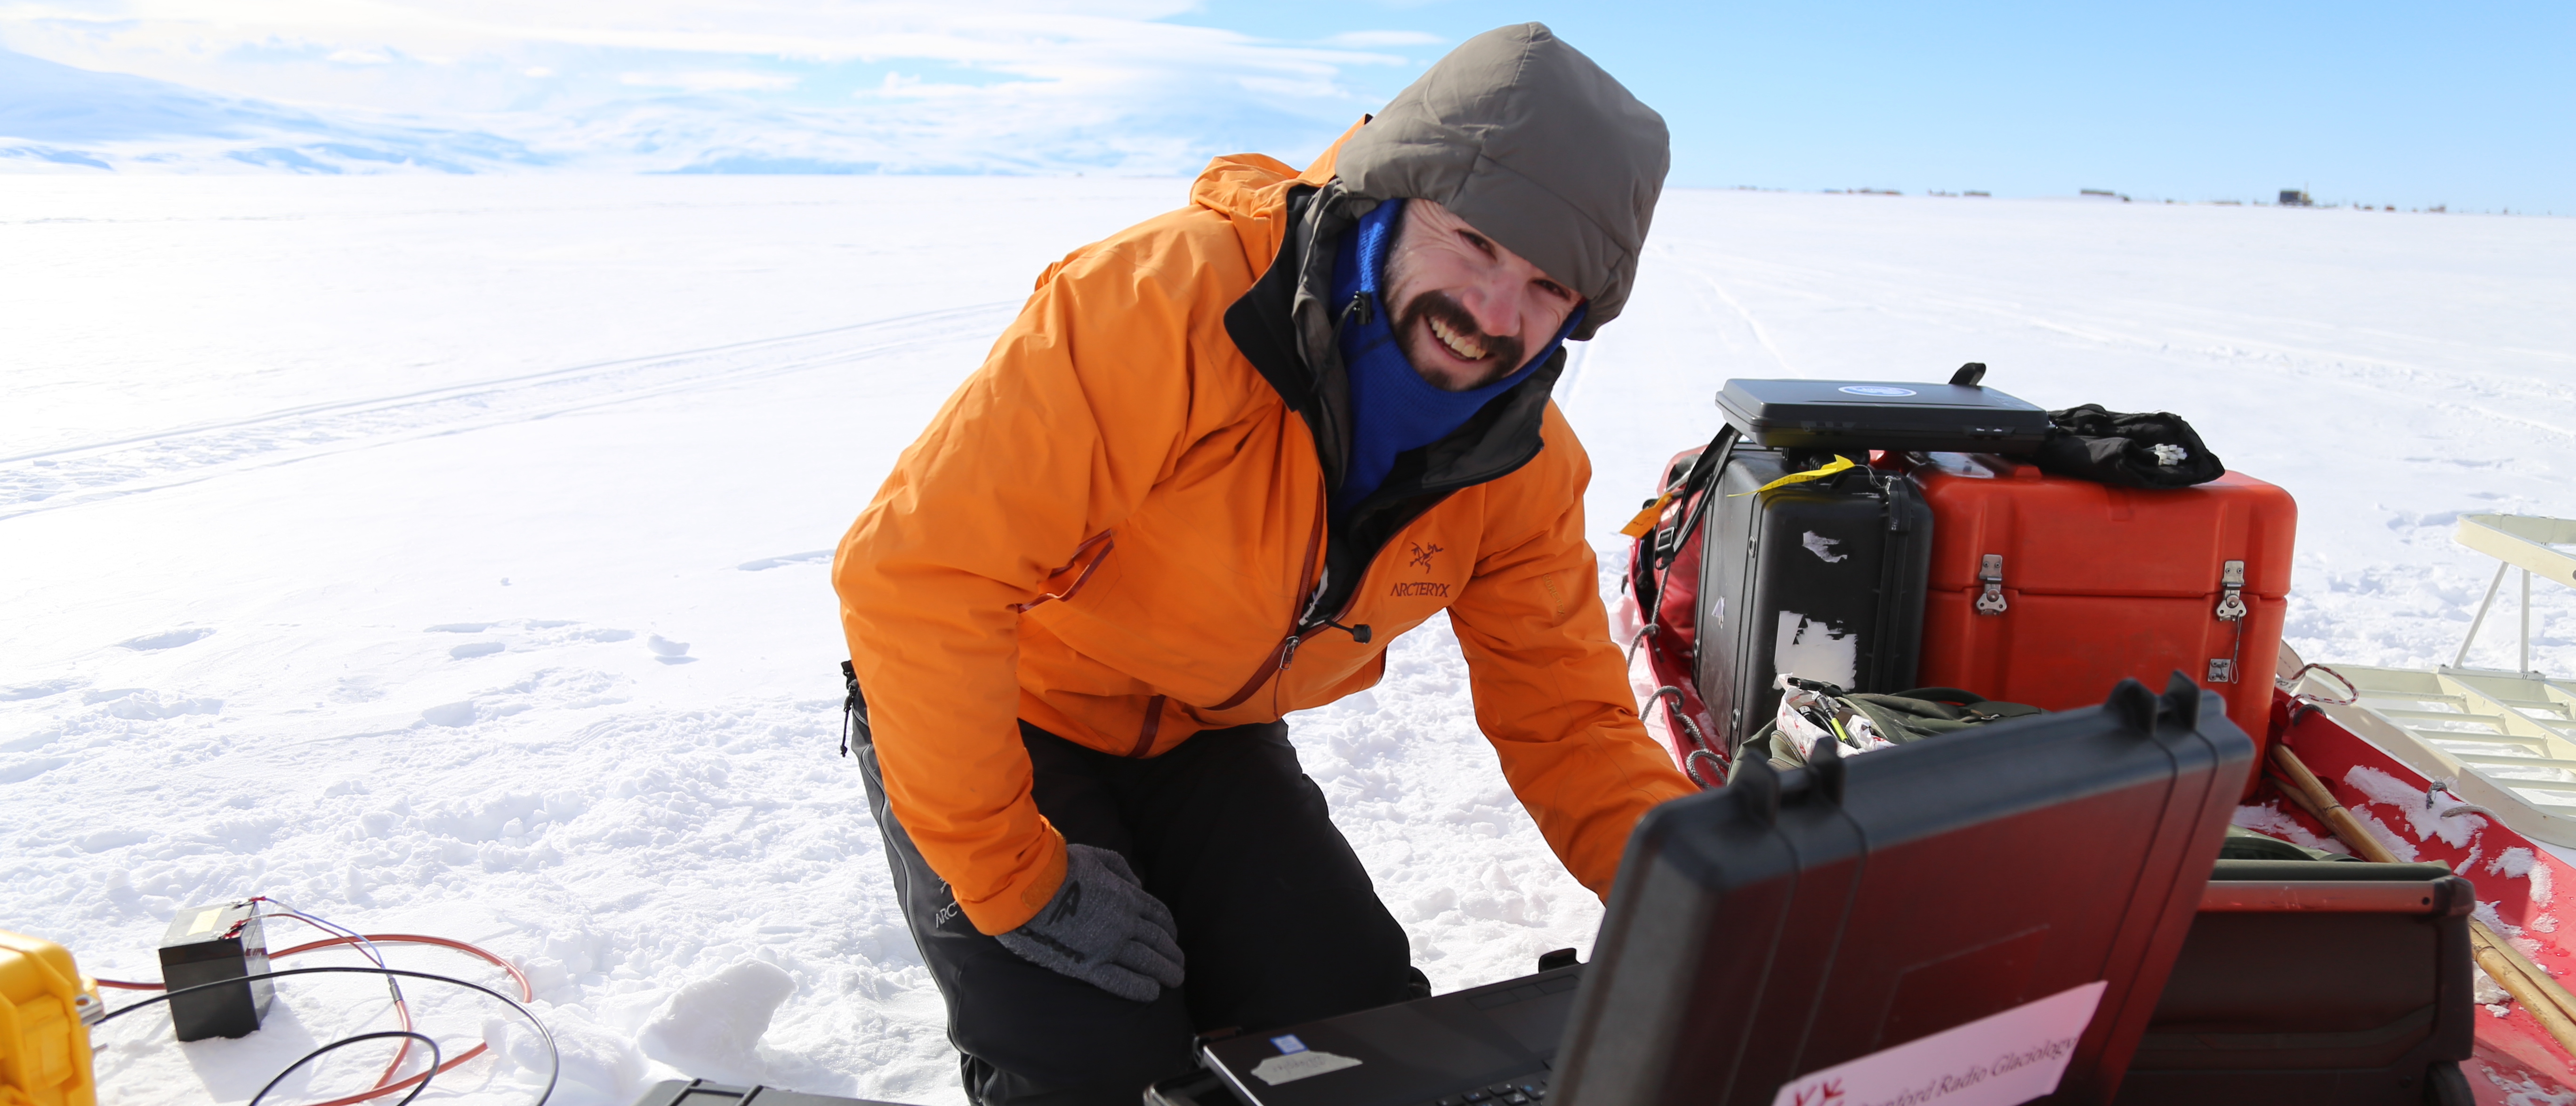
[1653,424,1741,574]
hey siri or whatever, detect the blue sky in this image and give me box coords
[1186,0,2570,212]
[3,0,2566,210]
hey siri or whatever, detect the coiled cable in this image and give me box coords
[96,965,559,1106]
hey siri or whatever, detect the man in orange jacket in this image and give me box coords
[834,23,1694,1105]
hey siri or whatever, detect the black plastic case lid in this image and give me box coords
[1716,378,2051,453]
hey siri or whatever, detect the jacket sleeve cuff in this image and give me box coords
[958,826,1069,936]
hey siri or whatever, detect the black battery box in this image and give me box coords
[158,900,273,1041]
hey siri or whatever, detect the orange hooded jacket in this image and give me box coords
[834,132,1694,936]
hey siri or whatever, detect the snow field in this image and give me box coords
[3,178,2572,1104]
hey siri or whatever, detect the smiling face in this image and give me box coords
[1379,200,1583,391]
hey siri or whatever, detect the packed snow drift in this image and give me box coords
[3,176,2570,1104]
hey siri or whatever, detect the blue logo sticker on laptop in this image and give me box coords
[1271,1034,1308,1055]
[1839,386,1917,396]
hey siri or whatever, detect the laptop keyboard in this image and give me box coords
[1430,1075,1548,1105]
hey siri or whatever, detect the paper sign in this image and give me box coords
[1768,980,2107,1106]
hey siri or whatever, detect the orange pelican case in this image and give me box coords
[1906,452,2295,781]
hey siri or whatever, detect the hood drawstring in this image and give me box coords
[840,660,862,758]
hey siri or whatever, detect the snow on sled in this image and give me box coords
[1610,378,2576,1103]
[2287,513,2576,848]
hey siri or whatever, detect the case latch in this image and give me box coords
[2214,560,2248,622]
[1976,554,2008,615]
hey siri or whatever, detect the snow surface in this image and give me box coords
[4,177,2573,1104]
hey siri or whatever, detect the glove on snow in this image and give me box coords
[994,843,1185,1003]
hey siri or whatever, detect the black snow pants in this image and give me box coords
[848,693,1417,1106]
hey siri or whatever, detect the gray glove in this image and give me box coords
[994,843,1185,1002]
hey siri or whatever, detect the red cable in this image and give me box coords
[89,932,535,1106]
[270,933,533,995]
[272,913,424,1095]
[278,933,542,1104]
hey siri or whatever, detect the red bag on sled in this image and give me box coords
[1621,432,1731,786]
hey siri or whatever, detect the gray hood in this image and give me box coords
[1335,23,1669,340]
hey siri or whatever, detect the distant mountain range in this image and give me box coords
[0,49,554,173]
[0,48,1346,175]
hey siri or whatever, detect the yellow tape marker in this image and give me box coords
[1730,455,1858,497]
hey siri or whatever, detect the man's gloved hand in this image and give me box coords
[994,843,1186,1002]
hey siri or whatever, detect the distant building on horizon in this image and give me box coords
[2280,189,2313,207]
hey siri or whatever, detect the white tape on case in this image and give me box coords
[1250,1050,1362,1086]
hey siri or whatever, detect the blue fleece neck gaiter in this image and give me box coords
[1332,199,1585,514]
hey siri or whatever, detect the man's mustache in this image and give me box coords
[1395,289,1524,376]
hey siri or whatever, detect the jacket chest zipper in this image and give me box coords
[1208,488,1331,711]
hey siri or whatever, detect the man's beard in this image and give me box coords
[1393,288,1525,391]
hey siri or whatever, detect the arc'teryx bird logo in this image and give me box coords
[1407,541,1443,572]
[1047,880,1084,925]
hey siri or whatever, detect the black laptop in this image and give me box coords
[1193,965,1579,1106]
[1714,375,2051,453]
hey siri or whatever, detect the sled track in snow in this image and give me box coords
[0,301,1016,523]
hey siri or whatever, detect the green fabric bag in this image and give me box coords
[1763,686,2046,769]
[2216,825,2357,863]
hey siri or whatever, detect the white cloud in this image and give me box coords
[865,71,989,100]
[620,69,800,92]
[1320,30,1442,48]
[0,0,1435,173]
[1,1,1409,78]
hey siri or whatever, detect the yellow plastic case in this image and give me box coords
[0,929,98,1106]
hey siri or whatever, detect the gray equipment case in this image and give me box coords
[2119,859,2476,1104]
[1694,444,1934,752]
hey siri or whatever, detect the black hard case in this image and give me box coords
[2118,860,2476,1105]
[1554,679,2252,1106]
[1715,378,2052,454]
[632,1080,910,1106]
[1695,447,1933,751]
